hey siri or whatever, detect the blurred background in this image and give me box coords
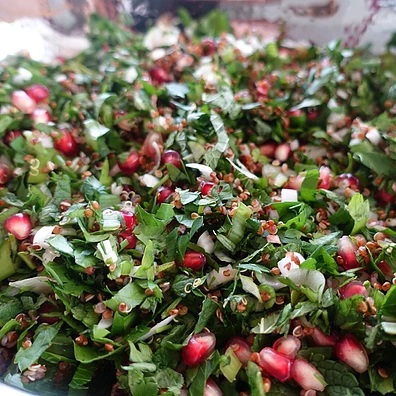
[0,0,395,62]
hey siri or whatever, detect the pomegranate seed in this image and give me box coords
[182,251,206,271]
[25,84,50,103]
[307,108,320,121]
[149,67,171,85]
[201,181,215,196]
[142,132,163,160]
[11,90,36,114]
[225,337,252,366]
[162,150,182,168]
[291,358,326,391]
[0,164,11,185]
[334,173,360,190]
[337,236,360,270]
[30,108,51,125]
[310,327,336,347]
[335,333,369,373]
[181,332,216,366]
[375,189,396,206]
[119,231,137,249]
[273,335,301,359]
[257,347,293,382]
[3,130,23,146]
[122,212,136,230]
[157,186,174,204]
[378,260,393,278]
[204,378,222,396]
[260,141,277,158]
[339,280,368,299]
[118,151,140,175]
[318,166,331,189]
[4,212,33,240]
[38,301,60,324]
[256,80,269,99]
[201,38,216,56]
[54,130,79,157]
[274,143,291,162]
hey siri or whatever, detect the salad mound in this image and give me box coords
[0,10,396,396]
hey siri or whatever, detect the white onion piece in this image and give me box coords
[137,314,177,341]
[139,174,160,187]
[366,127,381,145]
[197,231,215,254]
[186,163,214,179]
[207,265,237,290]
[9,276,52,294]
[262,164,280,179]
[256,273,287,290]
[227,158,259,180]
[285,268,325,303]
[97,317,113,329]
[277,252,305,276]
[33,226,56,248]
[281,188,298,202]
[273,173,288,187]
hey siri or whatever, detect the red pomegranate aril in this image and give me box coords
[162,150,182,168]
[339,280,368,299]
[122,212,136,230]
[225,337,252,366]
[118,151,140,175]
[335,333,369,373]
[11,90,36,114]
[260,141,277,158]
[201,38,216,56]
[54,131,79,157]
[274,143,291,162]
[25,84,50,103]
[119,231,137,249]
[378,260,393,278]
[0,164,11,185]
[257,347,293,382]
[4,212,33,240]
[307,108,320,121]
[149,67,171,85]
[334,173,360,190]
[310,327,336,347]
[38,301,60,324]
[375,189,396,206]
[157,186,174,204]
[291,358,326,391]
[182,251,206,271]
[181,332,216,366]
[318,166,331,189]
[337,236,360,270]
[31,108,51,125]
[201,181,215,196]
[273,335,301,359]
[204,378,223,396]
[142,132,163,160]
[3,130,23,146]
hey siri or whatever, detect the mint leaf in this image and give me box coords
[105,282,146,312]
[69,363,96,390]
[348,193,369,235]
[194,297,219,333]
[15,323,61,371]
[246,361,265,396]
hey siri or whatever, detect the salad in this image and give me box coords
[0,10,396,396]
